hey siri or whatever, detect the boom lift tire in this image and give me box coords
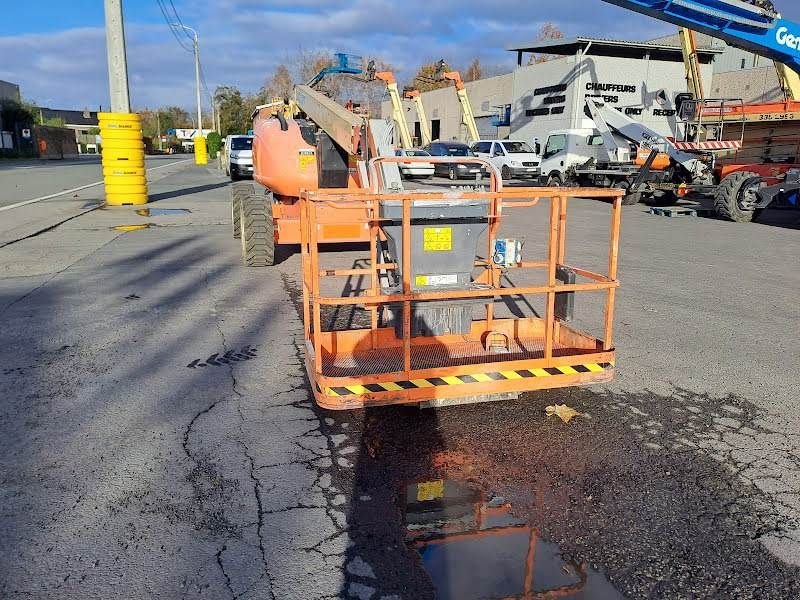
[231,182,254,239]
[714,171,765,223]
[546,172,563,187]
[239,191,276,267]
[619,181,642,205]
[647,191,678,207]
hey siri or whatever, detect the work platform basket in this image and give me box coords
[299,158,624,410]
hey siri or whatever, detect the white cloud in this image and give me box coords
[16,0,794,110]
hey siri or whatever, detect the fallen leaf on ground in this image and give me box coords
[545,404,582,423]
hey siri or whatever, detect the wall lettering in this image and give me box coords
[586,82,637,94]
[525,108,551,117]
[534,83,568,96]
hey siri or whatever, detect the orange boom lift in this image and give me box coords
[232,56,625,410]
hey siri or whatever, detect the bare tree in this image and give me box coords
[528,23,565,64]
[464,58,484,82]
[263,64,294,101]
[410,61,450,92]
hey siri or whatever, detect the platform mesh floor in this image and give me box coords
[321,336,590,377]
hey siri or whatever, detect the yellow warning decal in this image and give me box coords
[423,227,452,252]
[417,480,445,502]
[298,149,316,170]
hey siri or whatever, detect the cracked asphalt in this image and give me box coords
[1,161,799,599]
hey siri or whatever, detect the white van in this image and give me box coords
[538,129,613,186]
[222,135,254,181]
[471,139,541,180]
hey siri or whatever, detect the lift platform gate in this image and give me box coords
[300,168,623,410]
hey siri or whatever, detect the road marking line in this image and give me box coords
[0,159,192,212]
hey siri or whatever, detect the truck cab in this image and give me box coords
[471,139,541,180]
[223,134,254,181]
[538,129,614,186]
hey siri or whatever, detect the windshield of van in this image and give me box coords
[231,137,253,150]
[503,141,534,154]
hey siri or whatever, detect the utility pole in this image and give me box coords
[104,0,131,113]
[101,0,147,205]
[157,111,162,151]
[173,25,203,132]
[173,23,206,164]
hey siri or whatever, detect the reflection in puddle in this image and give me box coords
[112,224,150,232]
[135,208,191,216]
[404,480,624,600]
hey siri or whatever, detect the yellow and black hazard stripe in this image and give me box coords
[321,362,614,397]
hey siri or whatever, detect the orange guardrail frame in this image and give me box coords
[299,158,624,410]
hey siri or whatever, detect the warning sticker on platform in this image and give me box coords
[423,227,452,252]
[417,480,445,502]
[415,273,458,287]
[298,149,316,170]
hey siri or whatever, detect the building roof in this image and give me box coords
[38,108,99,127]
[507,36,723,63]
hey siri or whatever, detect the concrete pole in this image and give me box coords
[103,0,131,113]
[192,34,202,133]
[157,112,162,151]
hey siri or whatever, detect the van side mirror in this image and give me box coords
[535,142,541,155]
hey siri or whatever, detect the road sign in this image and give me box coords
[22,129,31,139]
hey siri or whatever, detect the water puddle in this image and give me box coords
[135,208,191,216]
[404,480,624,599]
[112,224,150,232]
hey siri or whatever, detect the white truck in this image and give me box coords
[471,139,541,180]
[221,135,254,181]
[539,98,714,205]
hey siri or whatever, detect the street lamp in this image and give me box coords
[171,23,202,134]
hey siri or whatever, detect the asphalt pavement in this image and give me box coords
[0,162,798,599]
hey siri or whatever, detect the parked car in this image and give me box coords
[423,141,490,180]
[471,139,541,180]
[222,134,254,180]
[394,148,435,179]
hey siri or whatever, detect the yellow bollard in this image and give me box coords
[98,112,148,206]
[194,136,208,165]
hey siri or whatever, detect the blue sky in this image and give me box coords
[1,1,799,111]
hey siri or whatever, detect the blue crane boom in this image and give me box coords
[601,0,800,73]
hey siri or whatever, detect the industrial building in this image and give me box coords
[385,38,718,146]
[385,28,792,147]
[0,79,21,103]
[508,37,718,145]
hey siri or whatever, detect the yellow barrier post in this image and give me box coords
[98,112,148,205]
[194,136,208,165]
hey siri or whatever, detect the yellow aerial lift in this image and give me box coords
[375,71,414,149]
[404,89,432,145]
[678,27,705,100]
[443,71,480,143]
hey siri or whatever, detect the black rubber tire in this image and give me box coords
[231,182,253,239]
[621,191,642,205]
[647,191,678,207]
[448,166,457,181]
[501,165,512,180]
[546,172,563,187]
[239,192,275,267]
[714,171,764,223]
